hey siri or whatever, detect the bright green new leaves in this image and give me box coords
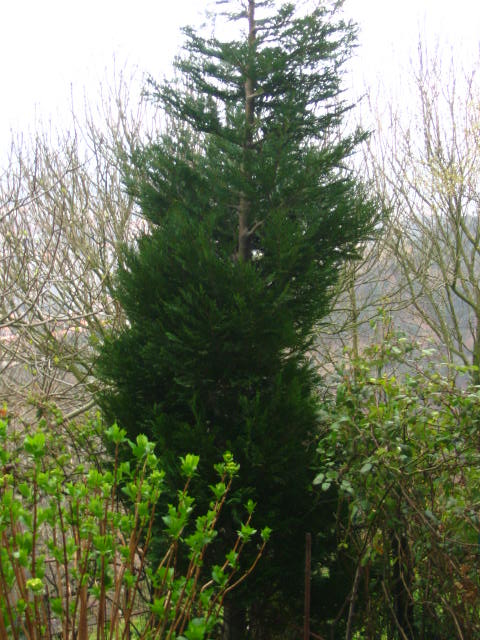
[104,421,127,444]
[181,453,200,478]
[23,431,46,460]
[0,411,267,639]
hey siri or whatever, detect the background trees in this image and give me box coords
[363,50,480,383]
[96,1,378,637]
[0,73,160,420]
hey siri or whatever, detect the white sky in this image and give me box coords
[1,0,480,156]
[346,0,480,83]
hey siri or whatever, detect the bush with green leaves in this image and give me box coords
[316,328,480,639]
[0,414,269,640]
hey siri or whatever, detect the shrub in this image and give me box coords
[0,415,269,639]
[316,331,480,638]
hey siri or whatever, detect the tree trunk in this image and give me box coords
[391,531,415,640]
[238,0,256,262]
[223,599,247,640]
[471,314,480,385]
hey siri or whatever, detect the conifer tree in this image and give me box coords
[97,1,379,637]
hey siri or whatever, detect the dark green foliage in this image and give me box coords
[98,212,324,625]
[97,1,378,636]
[316,325,480,639]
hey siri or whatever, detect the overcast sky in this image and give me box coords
[1,0,479,157]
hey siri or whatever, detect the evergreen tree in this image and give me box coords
[97,1,379,637]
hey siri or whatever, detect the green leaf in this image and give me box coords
[360,462,373,474]
[238,523,256,542]
[212,564,227,586]
[24,431,46,459]
[261,526,272,542]
[180,453,200,477]
[210,481,226,500]
[150,597,167,618]
[105,423,127,444]
[182,617,207,640]
[26,578,44,594]
[245,499,256,515]
[51,597,63,616]
[130,434,155,459]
